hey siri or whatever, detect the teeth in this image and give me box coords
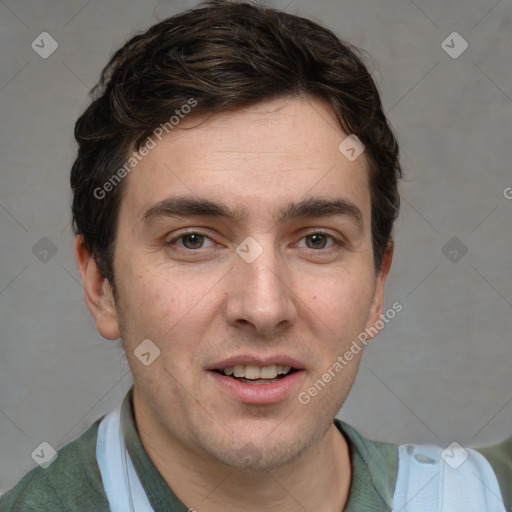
[222,364,292,380]
[244,364,262,380]
[233,365,245,377]
[260,365,278,379]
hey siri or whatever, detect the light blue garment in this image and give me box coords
[392,443,506,512]
[96,406,155,512]
[96,407,506,511]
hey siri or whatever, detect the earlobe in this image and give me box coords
[74,236,121,340]
[365,241,394,340]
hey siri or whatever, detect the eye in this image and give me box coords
[298,232,341,250]
[167,232,215,250]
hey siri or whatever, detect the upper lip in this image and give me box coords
[207,354,305,371]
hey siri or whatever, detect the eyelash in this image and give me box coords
[165,230,344,252]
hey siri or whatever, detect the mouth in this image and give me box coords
[211,364,299,385]
[206,358,306,405]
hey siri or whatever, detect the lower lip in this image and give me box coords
[207,370,306,405]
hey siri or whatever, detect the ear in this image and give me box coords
[365,240,394,340]
[74,235,121,340]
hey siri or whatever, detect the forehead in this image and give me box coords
[120,96,371,224]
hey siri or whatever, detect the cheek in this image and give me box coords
[117,266,219,357]
[302,269,375,333]
[114,265,175,345]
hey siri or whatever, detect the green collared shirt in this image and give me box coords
[1,388,510,511]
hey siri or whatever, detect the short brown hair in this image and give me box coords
[71,0,402,284]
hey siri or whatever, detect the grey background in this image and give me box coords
[1,0,511,492]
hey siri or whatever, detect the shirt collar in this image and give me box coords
[334,419,397,510]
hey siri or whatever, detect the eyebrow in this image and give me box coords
[142,197,246,225]
[141,196,364,228]
[279,197,363,228]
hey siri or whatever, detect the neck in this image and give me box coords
[133,397,352,512]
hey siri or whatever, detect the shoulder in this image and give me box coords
[0,418,110,512]
[335,421,511,511]
[475,436,512,511]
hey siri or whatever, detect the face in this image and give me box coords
[80,96,392,471]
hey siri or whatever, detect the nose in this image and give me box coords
[224,241,297,336]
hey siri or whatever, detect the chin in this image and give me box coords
[214,440,310,472]
[198,420,325,473]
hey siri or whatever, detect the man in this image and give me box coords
[1,1,510,511]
